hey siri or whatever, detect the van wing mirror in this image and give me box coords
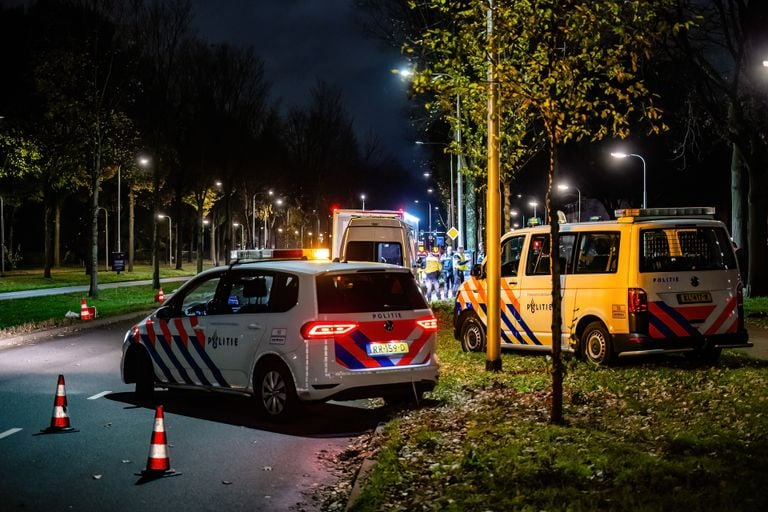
[470,263,485,279]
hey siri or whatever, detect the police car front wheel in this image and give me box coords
[460,315,486,353]
[254,361,298,421]
[581,321,613,365]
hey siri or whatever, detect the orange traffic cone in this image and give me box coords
[80,298,92,321]
[136,405,180,480]
[155,288,164,303]
[41,374,78,434]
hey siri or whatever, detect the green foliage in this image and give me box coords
[0,131,42,181]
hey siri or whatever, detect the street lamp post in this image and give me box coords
[1,195,4,277]
[611,152,647,208]
[158,214,172,267]
[233,222,244,250]
[557,183,582,222]
[97,207,108,271]
[528,201,538,223]
[416,140,455,232]
[116,165,121,252]
[360,193,366,210]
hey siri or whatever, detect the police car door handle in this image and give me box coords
[248,324,263,330]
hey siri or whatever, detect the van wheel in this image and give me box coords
[254,360,298,421]
[581,321,613,365]
[460,315,486,352]
[135,351,155,399]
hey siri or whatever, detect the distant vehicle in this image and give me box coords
[331,209,418,273]
[121,258,439,421]
[455,207,751,364]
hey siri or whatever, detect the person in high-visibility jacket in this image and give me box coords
[424,250,442,301]
[452,246,469,294]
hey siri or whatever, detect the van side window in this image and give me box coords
[501,236,525,277]
[575,232,620,274]
[524,234,576,276]
[526,235,550,275]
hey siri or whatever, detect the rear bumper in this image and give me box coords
[298,364,439,402]
[613,330,751,357]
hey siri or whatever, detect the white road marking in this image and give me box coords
[87,391,111,400]
[0,428,22,440]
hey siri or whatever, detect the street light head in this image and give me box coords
[557,184,569,191]
[610,152,629,159]
[215,180,223,187]
[275,198,284,206]
[528,201,538,207]
[763,60,768,67]
[394,67,413,78]
[233,222,240,227]
[427,188,434,194]
[138,157,150,167]
[157,214,166,219]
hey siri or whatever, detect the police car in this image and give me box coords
[121,257,439,420]
[455,207,751,364]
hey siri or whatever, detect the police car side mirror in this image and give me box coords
[470,263,484,279]
[155,305,174,320]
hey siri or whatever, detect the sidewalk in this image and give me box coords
[740,325,768,360]
[0,276,189,301]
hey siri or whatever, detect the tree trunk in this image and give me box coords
[43,199,52,279]
[152,159,160,290]
[465,173,477,253]
[545,127,564,425]
[54,203,61,268]
[196,195,204,273]
[88,175,100,299]
[730,143,748,248]
[503,180,511,232]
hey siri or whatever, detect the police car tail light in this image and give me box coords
[628,288,647,313]
[416,317,438,332]
[301,321,359,339]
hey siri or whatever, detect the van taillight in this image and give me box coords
[628,288,647,313]
[300,321,358,339]
[416,317,438,332]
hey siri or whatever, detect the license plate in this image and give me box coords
[677,292,712,304]
[367,342,409,356]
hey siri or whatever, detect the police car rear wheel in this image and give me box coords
[461,315,486,352]
[582,321,612,365]
[254,361,297,421]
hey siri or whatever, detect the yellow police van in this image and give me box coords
[454,207,751,364]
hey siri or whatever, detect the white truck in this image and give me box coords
[331,209,419,271]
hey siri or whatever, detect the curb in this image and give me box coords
[0,310,152,351]
[346,458,377,511]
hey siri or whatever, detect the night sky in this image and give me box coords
[192,0,419,173]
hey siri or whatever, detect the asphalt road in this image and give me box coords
[0,319,389,512]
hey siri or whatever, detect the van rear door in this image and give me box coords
[637,225,741,339]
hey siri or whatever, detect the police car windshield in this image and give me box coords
[640,227,737,272]
[316,272,427,313]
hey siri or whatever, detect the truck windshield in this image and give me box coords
[640,227,737,272]
[344,241,403,266]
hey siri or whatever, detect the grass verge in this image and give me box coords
[0,285,169,334]
[349,304,768,512]
[0,264,197,293]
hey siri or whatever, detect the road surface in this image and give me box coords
[0,319,388,511]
